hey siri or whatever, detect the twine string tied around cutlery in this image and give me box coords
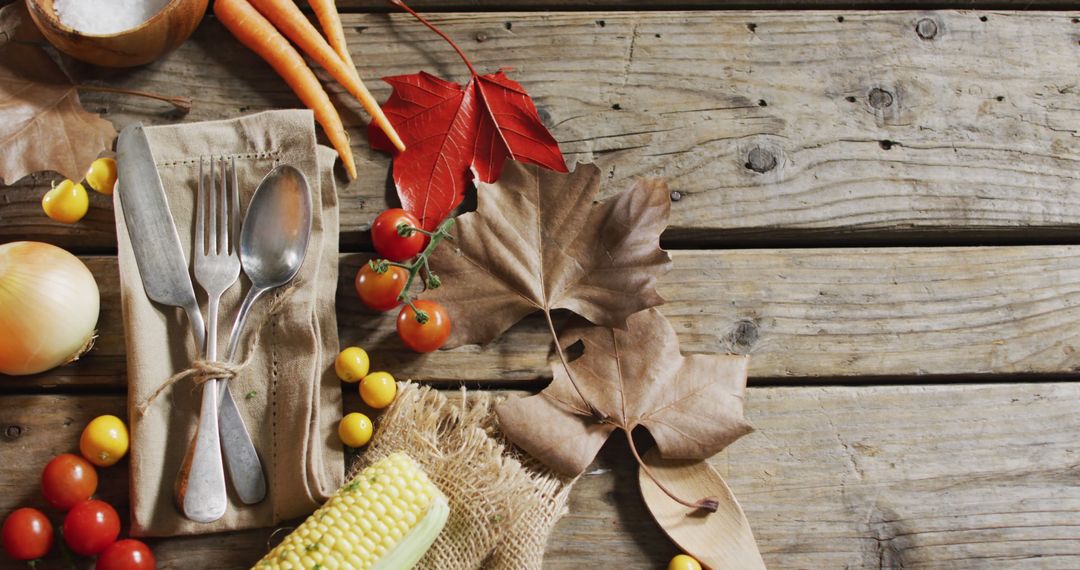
[136,280,302,416]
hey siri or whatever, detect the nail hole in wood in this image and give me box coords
[747,23,757,32]
[746,147,777,173]
[915,18,938,40]
[995,95,1005,102]
[868,88,894,109]
[845,96,857,103]
[758,99,768,107]
[504,21,512,31]
[836,16,845,23]
[595,20,605,28]
[979,15,988,22]
[880,140,896,150]
[3,425,22,441]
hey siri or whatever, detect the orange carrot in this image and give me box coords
[308,0,357,75]
[214,0,357,179]
[248,0,406,153]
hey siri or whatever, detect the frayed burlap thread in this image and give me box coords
[347,383,574,570]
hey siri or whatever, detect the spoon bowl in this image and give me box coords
[239,165,313,294]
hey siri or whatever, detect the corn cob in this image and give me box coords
[253,452,449,570]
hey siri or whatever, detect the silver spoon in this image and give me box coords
[180,165,312,508]
[219,164,312,505]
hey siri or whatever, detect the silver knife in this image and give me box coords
[117,124,206,357]
[117,124,227,522]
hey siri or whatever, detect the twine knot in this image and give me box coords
[134,280,303,417]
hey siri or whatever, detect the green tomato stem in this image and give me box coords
[393,218,456,306]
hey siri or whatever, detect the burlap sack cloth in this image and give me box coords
[349,382,576,569]
[114,110,343,536]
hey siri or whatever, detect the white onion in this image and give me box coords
[0,242,99,376]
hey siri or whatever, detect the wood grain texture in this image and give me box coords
[334,0,1080,10]
[13,245,1080,389]
[2,383,1077,568]
[3,10,1080,251]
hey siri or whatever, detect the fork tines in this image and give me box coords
[196,156,240,257]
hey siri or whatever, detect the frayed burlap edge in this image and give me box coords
[347,382,575,570]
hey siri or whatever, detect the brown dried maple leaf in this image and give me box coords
[425,160,673,348]
[0,10,116,184]
[497,308,752,508]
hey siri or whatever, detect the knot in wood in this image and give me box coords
[868,88,894,109]
[536,107,554,129]
[915,18,938,40]
[745,147,777,173]
[3,425,22,441]
[731,320,759,350]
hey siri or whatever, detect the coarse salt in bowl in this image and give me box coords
[53,0,171,36]
[25,0,209,67]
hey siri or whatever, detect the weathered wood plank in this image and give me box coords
[3,383,1078,568]
[335,1,1080,10]
[3,11,1079,251]
[11,245,1080,388]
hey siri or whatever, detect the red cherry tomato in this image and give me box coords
[1,508,53,561]
[356,262,408,311]
[96,539,157,570]
[371,209,425,262]
[397,300,452,353]
[42,454,98,511]
[63,499,119,556]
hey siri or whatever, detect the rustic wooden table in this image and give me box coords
[3,2,1080,568]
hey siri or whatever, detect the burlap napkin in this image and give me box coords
[350,383,575,569]
[114,110,343,537]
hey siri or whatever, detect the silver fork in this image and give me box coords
[180,157,241,523]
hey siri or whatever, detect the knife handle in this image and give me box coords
[218,383,267,504]
[183,301,206,357]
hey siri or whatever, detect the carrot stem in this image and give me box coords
[215,0,357,179]
[249,0,405,153]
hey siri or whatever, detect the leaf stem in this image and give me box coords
[390,0,478,77]
[76,84,192,112]
[542,310,606,421]
[625,430,719,513]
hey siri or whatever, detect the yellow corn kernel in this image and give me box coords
[252,453,448,570]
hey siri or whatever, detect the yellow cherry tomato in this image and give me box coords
[85,157,117,195]
[79,415,129,467]
[334,346,370,383]
[668,554,702,570]
[42,179,89,224]
[359,371,396,409]
[338,412,373,448]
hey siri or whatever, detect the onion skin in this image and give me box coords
[0,242,99,376]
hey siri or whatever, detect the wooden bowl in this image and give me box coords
[25,0,208,68]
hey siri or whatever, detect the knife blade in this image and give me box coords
[116,124,206,351]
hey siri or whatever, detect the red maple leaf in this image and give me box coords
[368,0,567,231]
